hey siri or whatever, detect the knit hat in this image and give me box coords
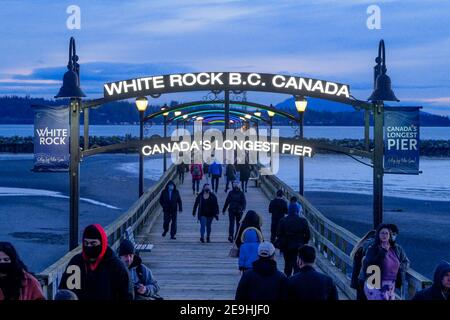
[288,202,299,215]
[258,241,276,258]
[118,239,135,256]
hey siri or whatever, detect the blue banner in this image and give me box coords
[32,105,70,172]
[384,106,421,174]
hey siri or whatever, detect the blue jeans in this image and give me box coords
[200,216,213,239]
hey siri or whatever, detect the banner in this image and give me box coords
[32,105,70,172]
[384,106,421,174]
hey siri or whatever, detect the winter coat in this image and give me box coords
[226,164,237,180]
[239,164,251,181]
[223,189,246,213]
[413,261,450,301]
[276,213,311,252]
[287,265,338,301]
[358,243,409,289]
[0,271,45,300]
[192,191,219,219]
[128,255,160,299]
[190,164,203,180]
[350,238,374,289]
[159,183,182,213]
[269,198,288,221]
[238,229,261,271]
[59,247,134,300]
[235,258,288,301]
[209,162,222,176]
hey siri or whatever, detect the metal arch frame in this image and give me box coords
[167,107,271,124]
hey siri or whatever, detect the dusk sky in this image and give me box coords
[1,0,449,115]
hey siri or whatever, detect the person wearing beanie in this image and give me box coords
[118,240,161,300]
[59,224,134,300]
[159,180,183,239]
[268,189,288,243]
[235,242,288,301]
[275,202,311,277]
[287,245,338,301]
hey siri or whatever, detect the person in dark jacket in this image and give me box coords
[225,163,237,192]
[193,183,219,243]
[239,164,251,192]
[159,180,183,239]
[276,203,311,277]
[209,160,222,193]
[359,224,409,300]
[268,189,288,243]
[235,242,288,301]
[235,210,263,249]
[176,163,186,184]
[413,261,450,301]
[350,230,376,300]
[223,181,247,242]
[59,224,133,300]
[287,245,338,301]
[119,240,161,300]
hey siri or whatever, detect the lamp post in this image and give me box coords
[162,107,169,172]
[174,111,182,130]
[183,114,188,129]
[368,39,399,229]
[55,37,86,251]
[295,96,307,196]
[135,97,148,197]
[267,108,275,133]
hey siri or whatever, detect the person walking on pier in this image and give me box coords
[223,181,246,243]
[287,245,338,301]
[190,163,203,195]
[0,242,45,300]
[235,210,263,249]
[202,161,210,183]
[119,240,161,300]
[176,163,186,184]
[238,163,251,193]
[238,228,263,272]
[268,190,288,243]
[412,261,450,301]
[193,183,219,243]
[159,180,183,239]
[359,224,409,300]
[59,224,134,300]
[350,230,376,300]
[225,163,237,192]
[276,203,311,277]
[209,159,222,193]
[235,242,288,301]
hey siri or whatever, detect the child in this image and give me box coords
[238,228,262,272]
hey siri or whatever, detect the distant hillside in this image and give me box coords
[0,96,449,127]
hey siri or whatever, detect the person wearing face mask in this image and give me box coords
[193,183,219,243]
[159,180,183,239]
[359,224,409,300]
[0,242,45,300]
[413,261,450,301]
[223,181,247,243]
[59,224,134,300]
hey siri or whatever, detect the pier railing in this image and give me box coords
[258,170,432,300]
[36,165,177,299]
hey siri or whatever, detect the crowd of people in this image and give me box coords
[1,161,449,301]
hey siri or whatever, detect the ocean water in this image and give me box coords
[1,124,450,140]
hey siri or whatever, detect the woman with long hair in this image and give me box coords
[0,242,45,300]
[350,230,376,300]
[235,210,264,249]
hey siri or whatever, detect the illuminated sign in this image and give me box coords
[104,72,350,102]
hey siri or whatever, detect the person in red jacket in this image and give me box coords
[0,242,45,300]
[190,163,203,195]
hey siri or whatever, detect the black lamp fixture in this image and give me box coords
[368,40,399,102]
[55,37,86,98]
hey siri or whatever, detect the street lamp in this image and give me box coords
[244,114,252,119]
[183,114,188,129]
[55,37,86,251]
[254,110,262,117]
[267,107,275,132]
[135,97,148,197]
[295,95,307,196]
[174,111,182,129]
[368,39,399,229]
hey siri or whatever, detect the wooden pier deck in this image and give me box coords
[138,175,346,300]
